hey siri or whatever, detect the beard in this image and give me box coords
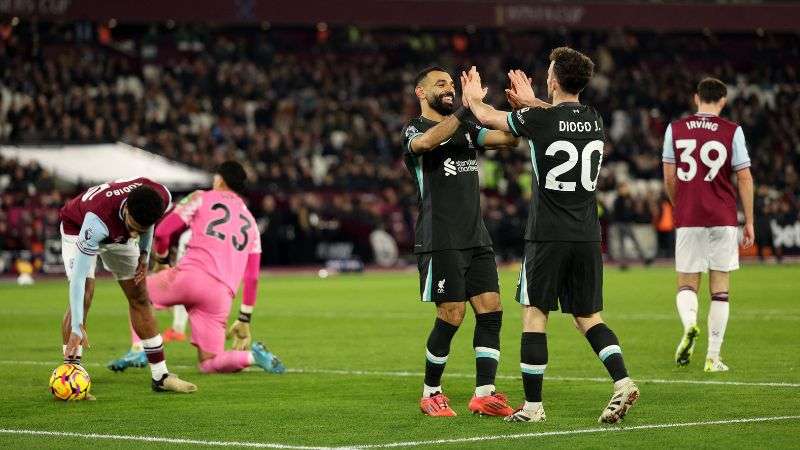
[427,92,455,115]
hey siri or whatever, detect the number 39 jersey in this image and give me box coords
[507,103,605,242]
[662,113,751,228]
[174,190,261,295]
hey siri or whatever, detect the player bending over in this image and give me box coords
[60,178,197,395]
[463,48,638,424]
[662,78,754,372]
[108,161,285,374]
[403,66,519,417]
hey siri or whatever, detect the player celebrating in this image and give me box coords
[402,67,518,417]
[108,161,285,375]
[662,78,754,372]
[60,178,197,395]
[463,48,639,424]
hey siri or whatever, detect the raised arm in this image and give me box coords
[469,100,513,133]
[505,69,551,109]
[481,129,519,149]
[461,67,516,132]
[408,109,471,154]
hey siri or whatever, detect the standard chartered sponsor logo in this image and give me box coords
[443,158,478,176]
[444,158,457,176]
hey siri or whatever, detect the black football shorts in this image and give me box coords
[514,241,603,315]
[417,246,499,302]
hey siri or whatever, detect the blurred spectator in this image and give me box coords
[612,182,651,268]
[655,193,675,259]
[754,185,783,262]
[1,23,799,268]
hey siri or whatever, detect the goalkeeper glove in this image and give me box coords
[226,309,252,350]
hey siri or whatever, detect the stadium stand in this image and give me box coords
[1,24,798,269]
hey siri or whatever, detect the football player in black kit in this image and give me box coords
[402,66,518,417]
[462,47,639,424]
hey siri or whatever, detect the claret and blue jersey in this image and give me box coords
[662,113,750,228]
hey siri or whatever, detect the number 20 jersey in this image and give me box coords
[507,103,604,242]
[174,190,261,295]
[662,113,751,228]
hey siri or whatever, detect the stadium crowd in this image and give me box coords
[1,23,798,268]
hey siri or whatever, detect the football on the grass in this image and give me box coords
[49,363,91,401]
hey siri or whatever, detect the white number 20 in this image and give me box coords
[81,183,110,202]
[544,140,604,192]
[675,139,728,182]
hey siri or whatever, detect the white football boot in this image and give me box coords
[704,357,730,372]
[504,405,546,422]
[598,379,639,424]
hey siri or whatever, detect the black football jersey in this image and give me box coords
[507,103,605,242]
[402,116,492,253]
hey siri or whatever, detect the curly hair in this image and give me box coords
[127,186,165,227]
[549,47,595,95]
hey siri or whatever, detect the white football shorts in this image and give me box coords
[675,226,740,273]
[61,230,140,281]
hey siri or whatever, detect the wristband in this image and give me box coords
[453,106,469,122]
[238,310,252,323]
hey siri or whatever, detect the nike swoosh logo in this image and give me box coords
[440,139,451,146]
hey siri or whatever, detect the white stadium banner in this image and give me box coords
[0,142,210,190]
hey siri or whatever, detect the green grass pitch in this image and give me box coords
[1,264,798,448]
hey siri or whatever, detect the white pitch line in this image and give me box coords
[0,429,329,449]
[2,415,799,449]
[286,368,800,388]
[4,360,800,388]
[343,415,800,449]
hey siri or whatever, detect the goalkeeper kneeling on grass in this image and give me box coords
[108,161,285,374]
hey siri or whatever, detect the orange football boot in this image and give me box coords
[162,328,186,342]
[420,393,457,417]
[468,392,515,416]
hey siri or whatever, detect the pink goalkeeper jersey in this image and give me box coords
[174,190,261,296]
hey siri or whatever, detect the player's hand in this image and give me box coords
[461,82,471,109]
[460,66,488,105]
[742,222,755,249]
[134,253,148,284]
[505,70,536,108]
[226,320,252,351]
[152,252,171,273]
[506,90,527,109]
[64,325,90,359]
